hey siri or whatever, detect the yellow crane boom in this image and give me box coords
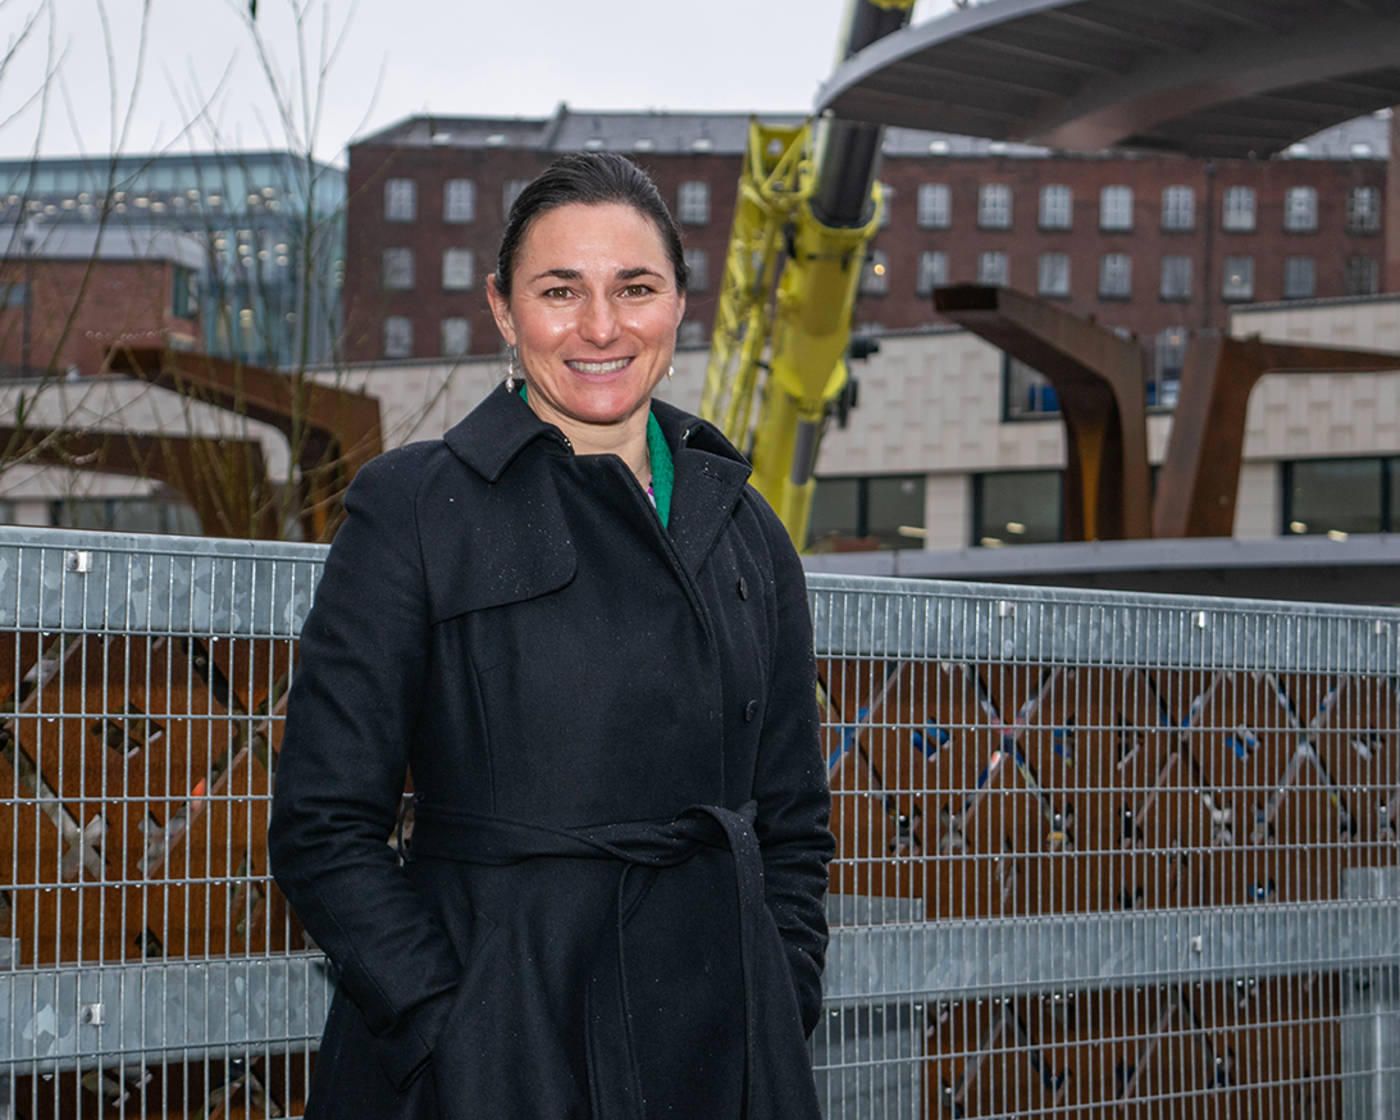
[700,0,914,550]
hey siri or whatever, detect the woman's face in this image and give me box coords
[487,201,685,435]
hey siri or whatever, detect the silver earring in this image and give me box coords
[505,348,517,391]
[666,365,674,380]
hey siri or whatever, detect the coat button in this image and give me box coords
[737,577,749,600]
[743,699,759,722]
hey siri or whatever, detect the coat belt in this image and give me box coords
[410,800,776,1119]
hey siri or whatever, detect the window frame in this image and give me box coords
[915,250,948,297]
[1221,255,1255,302]
[441,247,474,292]
[677,181,710,226]
[382,247,414,291]
[977,183,1012,230]
[1099,185,1134,232]
[1161,185,1195,232]
[1159,254,1192,302]
[916,183,951,229]
[384,178,416,222]
[1098,253,1132,300]
[443,179,476,224]
[1037,251,1070,298]
[1283,186,1318,233]
[1221,185,1257,232]
[1038,184,1072,231]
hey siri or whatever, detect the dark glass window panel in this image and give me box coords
[807,478,861,550]
[867,476,925,550]
[1390,460,1400,532]
[976,471,1062,546]
[1286,459,1383,536]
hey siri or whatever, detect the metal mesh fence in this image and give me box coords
[0,528,1396,1117]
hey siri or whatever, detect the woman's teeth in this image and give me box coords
[567,358,629,374]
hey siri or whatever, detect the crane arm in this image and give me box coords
[700,0,913,550]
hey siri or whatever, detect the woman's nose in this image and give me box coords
[578,297,620,346]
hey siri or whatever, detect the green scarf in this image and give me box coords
[517,385,672,527]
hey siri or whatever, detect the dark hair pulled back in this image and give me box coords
[493,151,689,300]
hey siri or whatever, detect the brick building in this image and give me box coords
[0,225,203,377]
[343,104,1392,368]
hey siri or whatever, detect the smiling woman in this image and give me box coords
[269,152,834,1120]
[486,200,686,478]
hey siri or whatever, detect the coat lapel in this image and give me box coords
[650,401,754,577]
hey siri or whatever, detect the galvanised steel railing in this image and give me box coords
[0,526,1395,1118]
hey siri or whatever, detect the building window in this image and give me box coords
[383,316,412,358]
[1160,255,1192,301]
[1100,185,1133,231]
[977,183,1011,229]
[978,250,1008,286]
[1004,356,1058,418]
[1162,186,1195,231]
[917,183,951,229]
[1039,184,1072,230]
[1346,256,1380,295]
[878,185,894,228]
[859,250,889,296]
[442,248,474,291]
[441,317,471,357]
[807,475,926,552]
[1099,253,1131,299]
[384,178,416,222]
[171,265,199,319]
[1222,256,1254,301]
[1222,186,1256,232]
[1347,186,1380,234]
[444,179,476,223]
[1283,256,1315,300]
[678,181,709,225]
[1152,327,1187,407]
[383,247,414,290]
[1283,457,1396,536]
[683,248,708,293]
[915,250,948,296]
[973,470,1062,546]
[1283,186,1318,232]
[503,178,530,218]
[1037,252,1070,297]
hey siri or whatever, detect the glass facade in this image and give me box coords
[0,152,346,367]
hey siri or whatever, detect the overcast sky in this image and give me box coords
[0,0,958,165]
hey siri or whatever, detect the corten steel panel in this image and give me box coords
[1,529,1398,1118]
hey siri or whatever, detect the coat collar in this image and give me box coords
[443,385,755,575]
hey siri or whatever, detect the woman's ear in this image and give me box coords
[486,274,516,347]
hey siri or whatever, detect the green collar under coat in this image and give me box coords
[518,384,673,528]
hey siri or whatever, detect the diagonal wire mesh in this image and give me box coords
[0,530,1396,1117]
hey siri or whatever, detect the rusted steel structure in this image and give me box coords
[105,345,382,542]
[0,426,280,539]
[1154,334,1400,538]
[935,284,1152,542]
[935,283,1400,541]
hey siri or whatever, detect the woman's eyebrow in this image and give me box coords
[528,266,665,284]
[528,268,582,283]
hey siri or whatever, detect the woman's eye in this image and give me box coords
[622,283,654,297]
[542,286,573,299]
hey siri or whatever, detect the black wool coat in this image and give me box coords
[268,384,835,1119]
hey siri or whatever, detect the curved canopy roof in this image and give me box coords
[815,0,1400,158]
